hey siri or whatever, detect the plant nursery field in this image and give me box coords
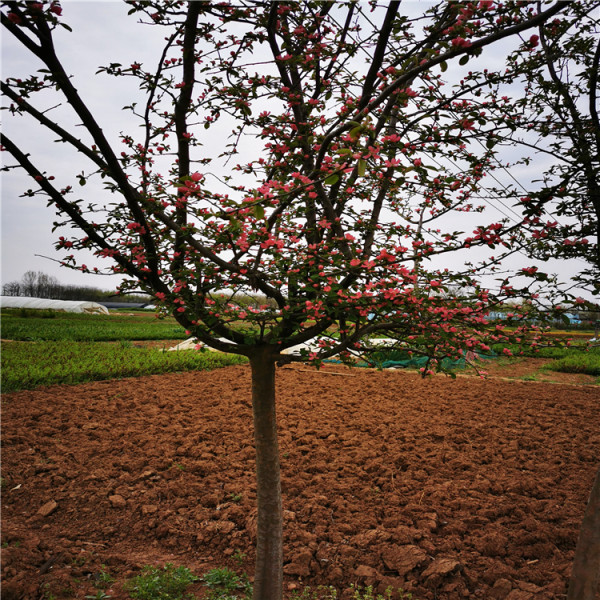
[2,360,600,600]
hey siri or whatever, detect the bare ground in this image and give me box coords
[2,360,599,600]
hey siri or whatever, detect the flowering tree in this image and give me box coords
[1,1,570,597]
[466,15,600,593]
[487,1,600,296]
[501,12,600,595]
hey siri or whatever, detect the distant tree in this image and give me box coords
[37,271,60,297]
[1,280,21,296]
[6,270,61,298]
[1,1,572,597]
[19,269,38,296]
[0,270,152,303]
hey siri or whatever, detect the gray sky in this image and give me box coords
[1,1,595,299]
[2,1,166,290]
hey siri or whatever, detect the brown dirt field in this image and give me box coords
[2,363,599,600]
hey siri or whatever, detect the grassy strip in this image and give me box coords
[1,311,188,342]
[490,343,566,359]
[1,341,247,392]
[121,563,415,600]
[490,341,600,376]
[544,353,600,376]
[491,342,600,359]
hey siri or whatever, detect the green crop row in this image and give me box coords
[490,341,600,376]
[492,341,600,358]
[1,310,188,342]
[544,352,600,376]
[1,341,247,392]
[491,343,572,359]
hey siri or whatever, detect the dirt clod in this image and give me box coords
[36,500,58,518]
[109,494,127,508]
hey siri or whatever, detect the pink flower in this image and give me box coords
[190,172,203,182]
[451,37,472,48]
[413,158,422,167]
[50,2,63,15]
[7,12,22,24]
[529,34,539,48]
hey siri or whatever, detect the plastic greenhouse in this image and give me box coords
[0,296,109,315]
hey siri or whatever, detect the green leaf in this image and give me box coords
[357,159,366,177]
[440,61,448,72]
[349,125,363,140]
[228,218,242,234]
[459,55,469,66]
[253,204,265,220]
[324,174,339,185]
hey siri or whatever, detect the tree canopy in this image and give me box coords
[498,2,600,294]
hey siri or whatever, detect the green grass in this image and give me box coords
[1,341,246,392]
[201,567,251,600]
[493,341,599,357]
[125,564,198,600]
[491,341,600,377]
[490,343,570,359]
[544,352,600,376]
[1,309,247,391]
[1,310,188,342]
[124,564,418,600]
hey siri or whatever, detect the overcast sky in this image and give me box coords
[1,1,168,290]
[1,1,595,299]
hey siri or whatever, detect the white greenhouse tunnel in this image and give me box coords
[0,296,109,315]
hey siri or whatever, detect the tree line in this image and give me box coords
[2,270,151,303]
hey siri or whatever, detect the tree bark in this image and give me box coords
[567,466,600,600]
[250,348,283,600]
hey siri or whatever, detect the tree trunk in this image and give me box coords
[250,348,283,600]
[567,466,600,600]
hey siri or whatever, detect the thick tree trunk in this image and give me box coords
[250,349,283,600]
[567,466,600,600]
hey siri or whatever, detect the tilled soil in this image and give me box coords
[2,363,599,600]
